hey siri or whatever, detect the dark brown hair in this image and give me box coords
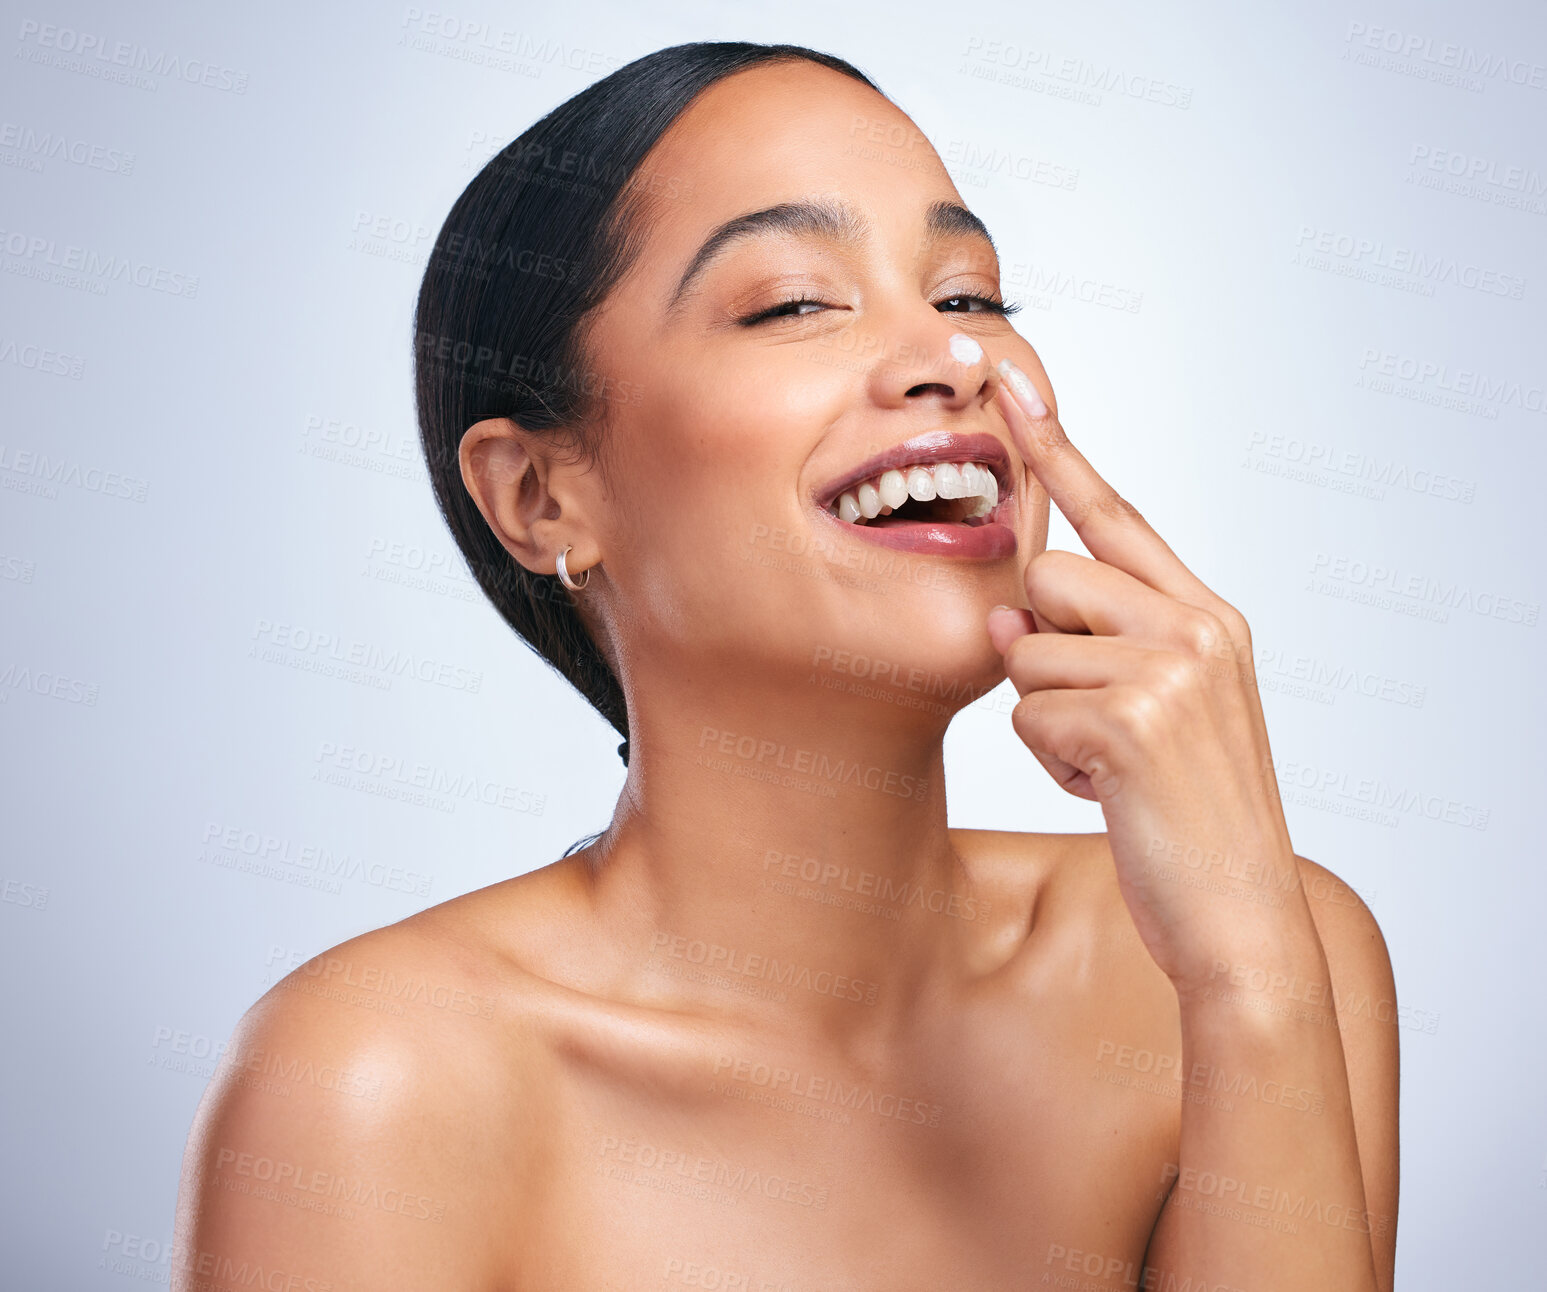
[412,42,884,762]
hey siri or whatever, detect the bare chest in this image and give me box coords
[502,1012,1180,1292]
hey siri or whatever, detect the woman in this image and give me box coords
[174,41,1397,1291]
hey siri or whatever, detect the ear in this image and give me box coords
[458,417,602,578]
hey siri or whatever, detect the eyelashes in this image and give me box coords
[738,292,1023,327]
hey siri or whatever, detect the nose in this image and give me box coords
[867,322,1001,413]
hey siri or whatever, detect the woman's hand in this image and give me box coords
[984,357,1392,1292]
[985,356,1312,996]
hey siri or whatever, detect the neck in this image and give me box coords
[575,670,996,1049]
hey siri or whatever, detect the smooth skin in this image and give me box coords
[174,61,1397,1291]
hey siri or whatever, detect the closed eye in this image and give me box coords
[738,292,1022,327]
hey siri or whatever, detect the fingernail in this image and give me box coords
[996,357,1048,418]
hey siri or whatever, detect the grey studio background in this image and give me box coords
[2,0,1542,1286]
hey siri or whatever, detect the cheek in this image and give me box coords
[598,392,820,640]
[593,343,1031,683]
[618,348,838,523]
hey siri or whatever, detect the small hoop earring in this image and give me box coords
[556,546,591,592]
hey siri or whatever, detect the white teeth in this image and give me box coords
[964,469,998,518]
[877,468,909,509]
[829,459,1002,524]
[933,462,966,499]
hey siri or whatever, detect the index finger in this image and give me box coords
[994,357,1210,602]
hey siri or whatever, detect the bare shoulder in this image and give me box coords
[961,831,1394,991]
[952,826,1154,925]
[950,827,1173,995]
[1291,853,1401,1284]
[172,888,564,1291]
[1285,854,1401,1081]
[1291,854,1395,990]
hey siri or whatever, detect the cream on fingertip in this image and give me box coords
[996,357,1048,418]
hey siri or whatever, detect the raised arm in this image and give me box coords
[1142,854,1398,1290]
[985,355,1399,1290]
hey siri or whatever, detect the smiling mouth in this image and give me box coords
[828,459,1000,527]
[811,431,1017,559]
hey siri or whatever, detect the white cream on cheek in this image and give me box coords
[948,332,983,366]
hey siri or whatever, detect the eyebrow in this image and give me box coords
[664,197,998,316]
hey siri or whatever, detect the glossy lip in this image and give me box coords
[812,430,1014,513]
[817,510,1017,558]
[810,430,1018,560]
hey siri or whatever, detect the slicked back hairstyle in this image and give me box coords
[412,42,884,757]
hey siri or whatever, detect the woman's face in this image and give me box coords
[574,60,1053,718]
